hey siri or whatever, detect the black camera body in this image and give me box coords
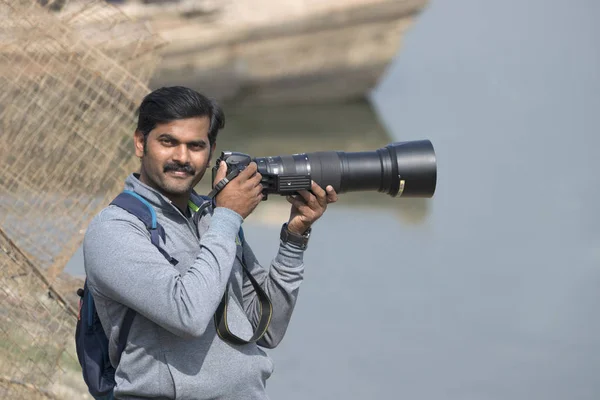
[212,151,312,200]
[211,140,437,200]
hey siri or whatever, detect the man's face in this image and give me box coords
[134,117,214,199]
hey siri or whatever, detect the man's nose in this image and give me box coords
[172,144,190,164]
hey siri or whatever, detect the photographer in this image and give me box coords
[82,86,337,399]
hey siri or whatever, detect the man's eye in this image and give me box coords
[160,139,174,145]
[189,143,205,150]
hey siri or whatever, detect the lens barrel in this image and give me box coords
[253,140,436,198]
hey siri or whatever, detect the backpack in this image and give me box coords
[75,190,271,399]
[75,190,176,399]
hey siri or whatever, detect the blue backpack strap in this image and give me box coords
[76,190,181,398]
[104,191,178,369]
[108,192,179,342]
[110,190,178,266]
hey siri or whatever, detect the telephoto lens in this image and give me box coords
[252,140,437,198]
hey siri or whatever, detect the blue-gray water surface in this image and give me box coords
[66,0,600,398]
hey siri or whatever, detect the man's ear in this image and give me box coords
[134,130,145,158]
[209,143,217,161]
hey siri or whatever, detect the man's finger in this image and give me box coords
[286,195,310,212]
[251,172,263,187]
[325,185,338,204]
[253,181,264,195]
[238,162,258,181]
[310,181,327,207]
[296,189,317,208]
[213,161,227,185]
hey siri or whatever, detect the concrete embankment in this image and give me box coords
[120,0,429,104]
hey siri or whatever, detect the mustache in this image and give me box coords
[163,162,195,175]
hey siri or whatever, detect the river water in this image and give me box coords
[65,0,600,399]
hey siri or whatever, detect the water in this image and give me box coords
[66,0,600,398]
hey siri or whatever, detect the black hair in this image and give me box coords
[136,86,225,147]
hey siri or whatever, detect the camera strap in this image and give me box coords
[207,169,241,200]
[193,193,273,346]
[214,251,273,346]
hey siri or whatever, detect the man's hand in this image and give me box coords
[286,181,338,235]
[214,161,263,219]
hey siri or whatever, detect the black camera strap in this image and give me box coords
[207,169,241,200]
[214,256,273,346]
[201,179,273,346]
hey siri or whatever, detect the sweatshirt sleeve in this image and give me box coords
[83,207,242,339]
[240,238,305,349]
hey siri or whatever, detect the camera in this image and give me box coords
[211,140,437,199]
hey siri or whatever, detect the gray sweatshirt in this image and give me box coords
[83,174,305,400]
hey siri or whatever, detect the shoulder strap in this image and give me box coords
[106,190,180,358]
[110,190,178,266]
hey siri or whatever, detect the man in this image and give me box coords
[83,86,337,399]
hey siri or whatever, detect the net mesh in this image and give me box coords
[0,0,163,397]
